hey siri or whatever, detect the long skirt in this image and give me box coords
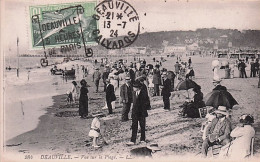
[79,100,88,117]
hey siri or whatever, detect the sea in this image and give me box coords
[3,56,94,142]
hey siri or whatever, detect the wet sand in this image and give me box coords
[4,56,260,161]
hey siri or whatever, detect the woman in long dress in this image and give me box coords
[219,114,255,159]
[79,79,89,119]
[71,81,79,103]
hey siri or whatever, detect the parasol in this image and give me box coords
[203,90,238,109]
[176,79,200,91]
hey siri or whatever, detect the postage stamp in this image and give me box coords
[92,0,140,49]
[30,2,97,56]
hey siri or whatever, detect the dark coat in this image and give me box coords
[120,83,133,103]
[102,71,110,82]
[161,78,171,97]
[193,91,205,108]
[132,90,149,118]
[106,84,116,102]
[206,117,231,142]
[152,69,161,85]
[79,86,88,101]
[129,69,135,82]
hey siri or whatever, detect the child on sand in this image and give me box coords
[88,113,103,148]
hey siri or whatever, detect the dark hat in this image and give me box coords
[80,79,87,85]
[239,114,254,124]
[72,81,77,85]
[132,81,142,88]
[92,112,104,117]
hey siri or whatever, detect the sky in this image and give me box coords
[2,0,260,54]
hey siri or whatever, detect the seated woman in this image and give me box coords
[219,114,255,159]
[179,86,206,118]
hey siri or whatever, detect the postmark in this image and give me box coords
[92,0,140,49]
[30,2,97,57]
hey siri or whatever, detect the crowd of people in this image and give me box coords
[63,56,257,159]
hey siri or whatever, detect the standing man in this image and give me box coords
[250,59,255,77]
[93,68,101,92]
[161,72,171,110]
[127,81,150,145]
[255,59,259,76]
[105,79,116,115]
[129,65,135,84]
[120,76,133,122]
[152,65,161,96]
[102,67,110,92]
[174,62,181,79]
[188,57,192,68]
[201,106,231,157]
[240,60,247,78]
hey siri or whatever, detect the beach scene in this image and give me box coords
[1,0,260,162]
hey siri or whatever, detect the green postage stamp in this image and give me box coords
[29,1,97,53]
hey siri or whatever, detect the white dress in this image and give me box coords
[88,117,100,137]
[219,125,255,159]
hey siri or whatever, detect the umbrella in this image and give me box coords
[204,90,238,109]
[176,79,200,91]
[176,79,200,99]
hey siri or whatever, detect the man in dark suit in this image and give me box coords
[102,67,110,92]
[120,76,133,121]
[152,65,161,96]
[127,81,150,145]
[129,65,135,84]
[161,72,171,110]
[93,68,101,92]
[105,79,116,115]
[240,60,247,78]
[202,106,232,157]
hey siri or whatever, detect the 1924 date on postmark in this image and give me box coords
[92,0,140,49]
[29,0,140,56]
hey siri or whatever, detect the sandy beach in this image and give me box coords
[3,55,260,161]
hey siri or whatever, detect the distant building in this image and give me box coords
[164,44,187,54]
[187,43,199,51]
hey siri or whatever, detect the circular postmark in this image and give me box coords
[92,0,140,49]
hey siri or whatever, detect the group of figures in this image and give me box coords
[63,56,257,159]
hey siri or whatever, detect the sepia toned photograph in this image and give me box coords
[1,0,260,161]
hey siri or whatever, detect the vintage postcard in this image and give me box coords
[1,0,260,161]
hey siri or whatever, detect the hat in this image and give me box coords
[125,76,131,80]
[92,112,104,117]
[95,67,99,70]
[239,114,254,124]
[147,143,161,151]
[80,79,87,85]
[215,106,229,116]
[162,72,167,75]
[132,81,142,88]
[212,78,222,83]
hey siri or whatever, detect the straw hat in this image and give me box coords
[215,106,229,116]
[125,76,131,80]
[147,143,161,151]
[162,72,167,75]
[212,78,222,83]
[92,112,104,117]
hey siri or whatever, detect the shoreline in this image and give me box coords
[3,56,260,161]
